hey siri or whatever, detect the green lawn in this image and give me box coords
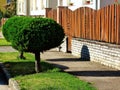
[0,52,96,90]
[0,38,11,46]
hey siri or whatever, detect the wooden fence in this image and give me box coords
[46,8,57,21]
[46,4,120,51]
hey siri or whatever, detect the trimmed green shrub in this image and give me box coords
[2,16,65,72]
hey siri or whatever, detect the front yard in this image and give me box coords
[0,38,96,90]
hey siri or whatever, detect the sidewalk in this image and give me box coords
[41,49,120,90]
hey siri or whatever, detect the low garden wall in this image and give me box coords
[71,38,120,70]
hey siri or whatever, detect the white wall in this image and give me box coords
[17,0,27,15]
[30,0,58,16]
[30,0,46,16]
[58,0,120,11]
[83,0,97,10]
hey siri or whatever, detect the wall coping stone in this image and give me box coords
[73,38,120,48]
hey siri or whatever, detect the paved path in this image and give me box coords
[0,46,16,52]
[41,49,120,90]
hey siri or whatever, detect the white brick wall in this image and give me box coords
[71,38,120,70]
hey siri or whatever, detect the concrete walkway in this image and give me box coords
[41,49,120,90]
[0,46,120,90]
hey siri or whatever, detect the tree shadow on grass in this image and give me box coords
[4,62,36,77]
[3,61,68,77]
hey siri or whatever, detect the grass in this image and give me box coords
[0,29,11,46]
[16,73,95,90]
[0,52,96,90]
[0,38,11,46]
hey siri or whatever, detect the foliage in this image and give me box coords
[2,16,65,72]
[0,52,96,90]
[2,16,19,41]
[3,0,16,18]
[0,9,3,20]
[2,16,65,52]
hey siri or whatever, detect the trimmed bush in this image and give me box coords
[2,16,65,72]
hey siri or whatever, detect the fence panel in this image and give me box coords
[46,4,120,47]
[46,9,57,21]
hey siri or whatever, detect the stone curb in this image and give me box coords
[0,62,20,90]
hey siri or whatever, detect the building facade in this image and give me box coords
[58,0,120,10]
[17,0,57,16]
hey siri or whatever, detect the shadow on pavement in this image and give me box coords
[47,58,89,62]
[49,63,69,70]
[67,70,120,77]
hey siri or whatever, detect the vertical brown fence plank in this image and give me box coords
[116,5,120,44]
[93,10,96,40]
[118,5,120,44]
[105,6,109,42]
[77,9,81,37]
[92,9,95,40]
[109,5,112,43]
[111,5,115,43]
[101,8,105,41]
[83,7,86,39]
[98,9,101,41]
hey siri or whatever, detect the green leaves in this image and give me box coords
[2,16,65,53]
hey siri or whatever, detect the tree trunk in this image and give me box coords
[19,51,25,59]
[35,52,42,73]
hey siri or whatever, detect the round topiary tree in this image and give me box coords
[2,16,65,73]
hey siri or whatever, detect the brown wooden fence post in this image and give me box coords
[45,8,52,17]
[57,6,68,25]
